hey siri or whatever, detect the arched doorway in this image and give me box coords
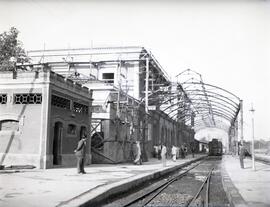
[53,122,63,165]
[161,127,164,144]
[80,126,87,139]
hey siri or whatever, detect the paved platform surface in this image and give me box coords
[0,155,205,207]
[1,154,269,207]
[222,155,270,207]
[255,154,270,162]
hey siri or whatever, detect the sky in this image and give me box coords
[0,0,269,142]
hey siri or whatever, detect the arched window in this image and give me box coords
[0,120,19,131]
[67,124,76,135]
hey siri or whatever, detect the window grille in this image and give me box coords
[73,102,88,114]
[0,94,7,104]
[51,95,71,110]
[14,93,42,104]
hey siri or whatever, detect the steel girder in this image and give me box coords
[159,69,241,133]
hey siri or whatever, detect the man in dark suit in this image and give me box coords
[74,135,87,174]
[239,143,246,169]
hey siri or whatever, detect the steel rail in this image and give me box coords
[187,167,214,207]
[205,170,211,207]
[120,160,204,207]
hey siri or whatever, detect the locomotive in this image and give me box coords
[208,139,223,156]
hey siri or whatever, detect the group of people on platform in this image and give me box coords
[134,142,194,167]
[73,134,196,174]
[72,130,255,174]
[153,144,189,159]
[135,140,251,170]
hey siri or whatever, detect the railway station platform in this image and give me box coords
[1,154,269,207]
[222,155,270,207]
[0,155,206,207]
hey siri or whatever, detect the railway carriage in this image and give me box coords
[208,139,223,156]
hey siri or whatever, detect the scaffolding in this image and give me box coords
[21,46,243,160]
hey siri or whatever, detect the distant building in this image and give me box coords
[0,66,93,169]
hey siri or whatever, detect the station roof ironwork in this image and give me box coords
[159,69,241,133]
[23,47,241,134]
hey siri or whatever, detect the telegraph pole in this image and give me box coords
[145,57,149,115]
[145,57,150,161]
[141,57,149,162]
[116,61,121,118]
[250,104,256,171]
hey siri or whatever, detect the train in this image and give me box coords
[208,139,223,156]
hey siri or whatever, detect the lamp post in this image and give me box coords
[249,104,256,171]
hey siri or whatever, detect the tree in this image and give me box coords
[0,27,29,71]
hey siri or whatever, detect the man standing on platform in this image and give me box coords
[134,141,142,165]
[191,142,195,158]
[74,135,87,174]
[161,144,167,167]
[239,143,246,169]
[180,145,185,159]
[171,145,177,162]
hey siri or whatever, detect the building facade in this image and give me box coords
[14,46,196,164]
[0,66,93,169]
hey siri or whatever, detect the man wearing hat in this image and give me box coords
[74,135,87,174]
[239,143,246,169]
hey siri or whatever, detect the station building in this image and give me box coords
[27,47,196,163]
[0,46,196,167]
[0,66,93,169]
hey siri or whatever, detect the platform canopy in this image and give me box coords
[159,69,242,134]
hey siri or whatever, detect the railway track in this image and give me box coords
[121,161,204,207]
[186,167,214,207]
[103,158,228,207]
